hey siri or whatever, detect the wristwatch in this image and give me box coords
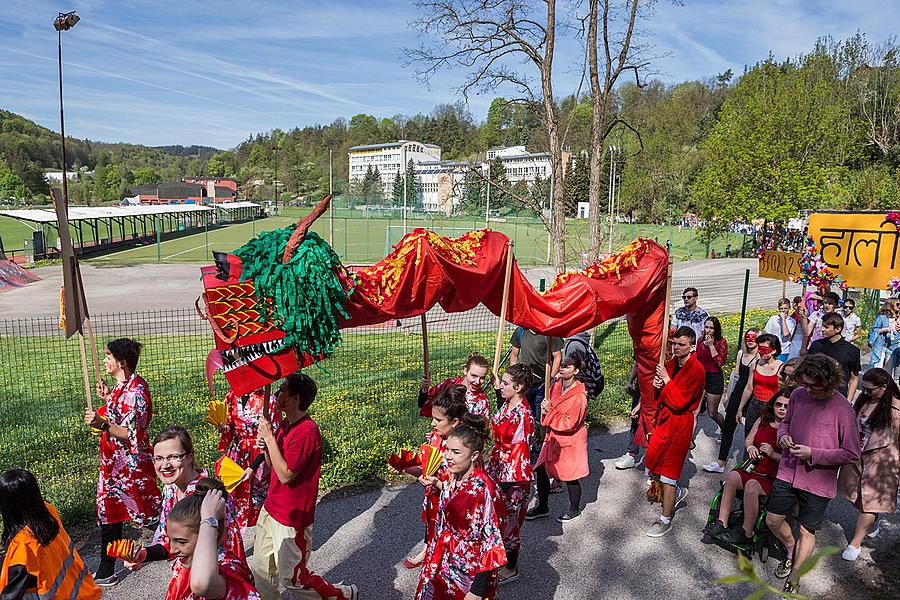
[200,516,219,529]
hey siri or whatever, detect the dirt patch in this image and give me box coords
[820,539,900,600]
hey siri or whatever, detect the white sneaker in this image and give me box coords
[702,461,725,474]
[841,544,861,561]
[614,453,637,469]
[675,486,689,508]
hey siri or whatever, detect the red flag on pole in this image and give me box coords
[51,187,90,338]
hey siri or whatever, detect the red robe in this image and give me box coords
[644,353,705,482]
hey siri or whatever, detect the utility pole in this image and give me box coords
[485,161,491,229]
[402,146,408,235]
[329,148,334,245]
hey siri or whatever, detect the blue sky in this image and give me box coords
[1,1,897,149]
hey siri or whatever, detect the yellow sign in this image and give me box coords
[807,212,900,289]
[759,251,802,282]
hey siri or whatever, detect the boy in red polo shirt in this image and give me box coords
[252,373,358,600]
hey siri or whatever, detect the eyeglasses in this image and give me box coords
[862,385,883,393]
[682,295,696,299]
[774,402,789,408]
[152,452,188,464]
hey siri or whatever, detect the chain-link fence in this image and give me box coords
[0,270,777,526]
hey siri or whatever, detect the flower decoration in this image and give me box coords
[889,277,900,295]
[886,211,900,229]
[788,237,848,291]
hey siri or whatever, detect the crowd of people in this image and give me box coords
[0,285,898,600]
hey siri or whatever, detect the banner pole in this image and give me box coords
[78,332,93,412]
[659,257,674,365]
[493,241,515,382]
[421,313,430,383]
[263,383,272,422]
[85,317,102,384]
[544,338,553,403]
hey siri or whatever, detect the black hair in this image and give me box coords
[761,389,790,425]
[433,384,469,421]
[447,413,490,454]
[107,338,143,372]
[505,363,532,393]
[673,326,696,344]
[755,333,782,356]
[283,372,318,411]
[0,469,60,548]
[705,316,723,341]
[682,287,699,297]
[794,354,844,394]
[821,311,845,332]
[562,355,583,370]
[465,353,489,371]
[855,369,900,432]
[822,292,841,307]
[167,477,228,534]
[778,297,790,308]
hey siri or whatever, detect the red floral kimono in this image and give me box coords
[217,389,281,528]
[486,400,534,553]
[152,472,246,563]
[165,547,260,600]
[422,430,450,543]
[645,353,706,482]
[416,465,507,600]
[95,373,161,526]
[422,377,490,419]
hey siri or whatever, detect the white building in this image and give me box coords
[44,171,92,183]
[414,161,470,215]
[348,141,441,196]
[484,145,566,185]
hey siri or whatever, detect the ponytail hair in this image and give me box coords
[433,384,468,420]
[167,477,228,534]
[465,353,490,371]
[505,363,532,394]
[448,413,490,454]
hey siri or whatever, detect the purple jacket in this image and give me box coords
[776,387,861,499]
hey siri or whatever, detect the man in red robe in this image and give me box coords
[644,326,706,537]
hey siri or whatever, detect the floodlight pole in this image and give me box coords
[485,161,491,229]
[329,148,334,245]
[402,145,408,235]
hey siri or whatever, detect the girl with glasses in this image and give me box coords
[837,368,900,561]
[82,338,161,587]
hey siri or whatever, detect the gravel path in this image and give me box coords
[87,420,897,599]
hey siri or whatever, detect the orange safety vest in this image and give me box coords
[0,503,101,600]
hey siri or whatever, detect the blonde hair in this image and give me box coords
[882,299,899,317]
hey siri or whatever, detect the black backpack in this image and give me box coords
[565,338,605,400]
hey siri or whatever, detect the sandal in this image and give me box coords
[402,557,423,569]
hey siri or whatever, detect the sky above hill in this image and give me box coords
[2,0,897,149]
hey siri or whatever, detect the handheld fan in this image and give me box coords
[646,479,664,504]
[215,455,245,493]
[388,449,418,472]
[205,401,228,428]
[106,539,141,562]
[419,444,443,478]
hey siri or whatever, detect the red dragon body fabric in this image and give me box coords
[200,226,669,448]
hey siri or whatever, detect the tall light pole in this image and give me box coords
[329,148,334,245]
[402,146,408,235]
[607,145,618,254]
[54,11,80,210]
[485,160,491,229]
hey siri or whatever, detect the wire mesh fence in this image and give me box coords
[0,270,778,526]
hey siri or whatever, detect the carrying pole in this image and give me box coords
[659,257,674,365]
[736,268,750,355]
[544,338,553,403]
[492,241,515,382]
[421,313,430,383]
[263,383,272,422]
[86,318,102,385]
[78,332,93,412]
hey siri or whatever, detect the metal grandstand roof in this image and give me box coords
[0,204,213,224]
[214,201,260,210]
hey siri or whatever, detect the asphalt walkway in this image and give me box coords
[91,420,897,600]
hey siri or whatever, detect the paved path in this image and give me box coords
[1,259,798,319]
[89,421,896,600]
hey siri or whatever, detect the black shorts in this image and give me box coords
[704,370,724,395]
[766,478,831,532]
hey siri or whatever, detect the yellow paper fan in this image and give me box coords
[106,539,140,562]
[420,444,443,478]
[205,401,228,428]
[216,455,245,493]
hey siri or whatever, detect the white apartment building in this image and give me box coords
[484,145,567,184]
[348,140,441,196]
[414,161,469,215]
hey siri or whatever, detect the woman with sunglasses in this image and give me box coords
[737,334,784,439]
[82,338,161,587]
[697,317,728,434]
[837,368,900,561]
[704,390,790,544]
[703,329,759,474]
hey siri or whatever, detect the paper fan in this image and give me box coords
[419,444,443,478]
[106,539,141,562]
[205,400,228,428]
[388,449,418,471]
[215,455,245,493]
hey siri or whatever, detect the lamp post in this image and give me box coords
[607,145,618,254]
[54,11,80,210]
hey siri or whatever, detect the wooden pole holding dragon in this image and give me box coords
[492,241,515,383]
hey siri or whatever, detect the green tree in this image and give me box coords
[0,159,27,199]
[403,159,419,208]
[206,152,235,177]
[486,157,510,209]
[563,155,589,216]
[392,171,404,205]
[132,166,159,186]
[459,169,484,215]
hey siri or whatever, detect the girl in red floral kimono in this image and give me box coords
[419,353,491,419]
[487,364,535,585]
[164,478,260,600]
[125,427,245,573]
[83,338,161,587]
[396,385,470,569]
[417,414,507,600]
[216,387,281,529]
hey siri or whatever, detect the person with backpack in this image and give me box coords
[563,332,605,401]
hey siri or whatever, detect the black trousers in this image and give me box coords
[97,521,124,578]
[535,464,582,513]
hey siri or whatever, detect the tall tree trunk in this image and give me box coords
[587,0,607,262]
[542,0,566,274]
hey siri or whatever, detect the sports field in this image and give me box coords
[1,205,746,266]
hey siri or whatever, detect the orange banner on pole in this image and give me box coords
[807,212,900,289]
[759,250,802,282]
